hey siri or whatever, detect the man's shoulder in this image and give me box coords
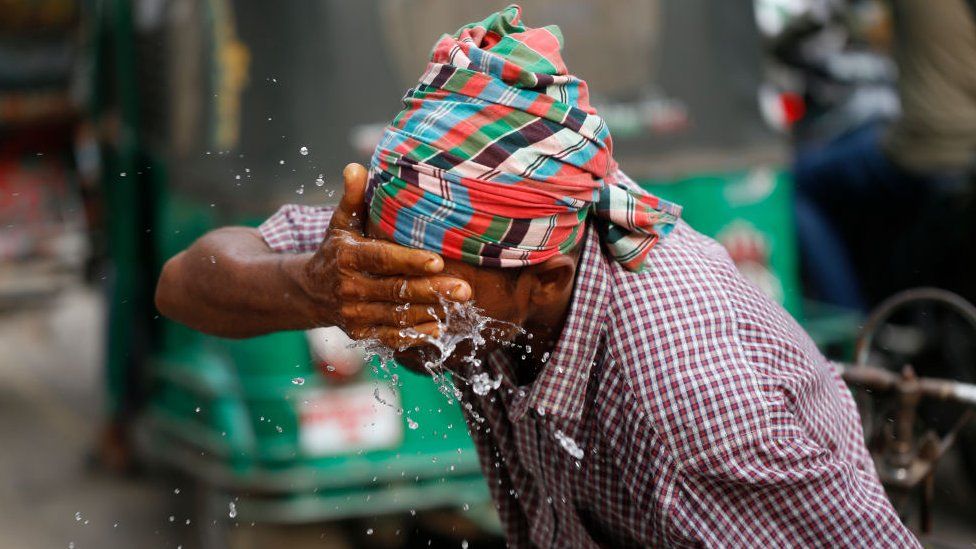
[601,221,827,460]
[604,220,748,347]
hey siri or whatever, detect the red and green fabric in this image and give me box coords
[367,5,681,271]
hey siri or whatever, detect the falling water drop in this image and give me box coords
[299,146,309,155]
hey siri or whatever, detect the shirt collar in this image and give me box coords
[507,226,611,422]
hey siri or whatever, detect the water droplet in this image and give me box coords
[553,429,585,459]
[461,540,469,549]
[168,515,175,522]
[194,407,201,413]
[279,159,285,165]
[299,146,309,155]
[291,377,305,385]
[275,425,283,433]
[366,528,374,535]
[228,502,237,518]
[75,512,82,521]
[296,185,304,195]
[314,174,325,186]
[209,255,216,264]
[174,488,181,494]
[406,418,419,430]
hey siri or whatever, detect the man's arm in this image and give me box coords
[155,163,471,344]
[155,226,320,338]
[661,411,920,547]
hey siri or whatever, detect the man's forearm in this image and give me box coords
[155,227,325,338]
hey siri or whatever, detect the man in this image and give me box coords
[157,6,919,547]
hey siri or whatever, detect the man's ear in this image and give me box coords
[527,254,577,306]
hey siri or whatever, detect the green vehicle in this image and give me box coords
[91,0,855,546]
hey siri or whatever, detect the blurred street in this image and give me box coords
[0,287,185,548]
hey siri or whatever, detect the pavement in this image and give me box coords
[0,284,974,548]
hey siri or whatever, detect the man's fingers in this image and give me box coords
[341,302,443,327]
[338,239,445,275]
[328,163,369,232]
[349,323,440,350]
[339,275,471,303]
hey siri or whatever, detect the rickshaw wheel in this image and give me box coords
[854,288,976,494]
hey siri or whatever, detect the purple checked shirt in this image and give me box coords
[259,204,919,548]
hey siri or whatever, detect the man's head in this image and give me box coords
[356,5,680,366]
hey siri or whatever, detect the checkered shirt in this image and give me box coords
[259,204,919,548]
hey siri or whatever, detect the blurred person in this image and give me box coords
[156,7,918,546]
[791,0,976,309]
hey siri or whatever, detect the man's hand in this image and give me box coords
[155,163,469,342]
[295,163,469,349]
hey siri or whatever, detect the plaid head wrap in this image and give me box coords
[367,5,681,271]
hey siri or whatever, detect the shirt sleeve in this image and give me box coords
[257,204,335,253]
[664,413,921,548]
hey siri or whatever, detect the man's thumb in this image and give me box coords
[332,163,368,231]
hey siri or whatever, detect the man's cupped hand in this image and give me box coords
[299,163,470,349]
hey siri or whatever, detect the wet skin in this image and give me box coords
[365,219,581,380]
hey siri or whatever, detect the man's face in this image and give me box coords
[366,220,530,372]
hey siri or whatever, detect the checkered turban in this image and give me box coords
[367,4,681,271]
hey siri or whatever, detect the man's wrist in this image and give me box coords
[279,252,330,328]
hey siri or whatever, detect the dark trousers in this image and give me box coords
[792,122,968,310]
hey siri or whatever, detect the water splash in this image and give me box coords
[356,298,523,412]
[469,372,501,396]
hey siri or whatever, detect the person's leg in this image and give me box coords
[793,195,867,310]
[792,123,888,310]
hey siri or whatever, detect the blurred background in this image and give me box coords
[1,0,974,547]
